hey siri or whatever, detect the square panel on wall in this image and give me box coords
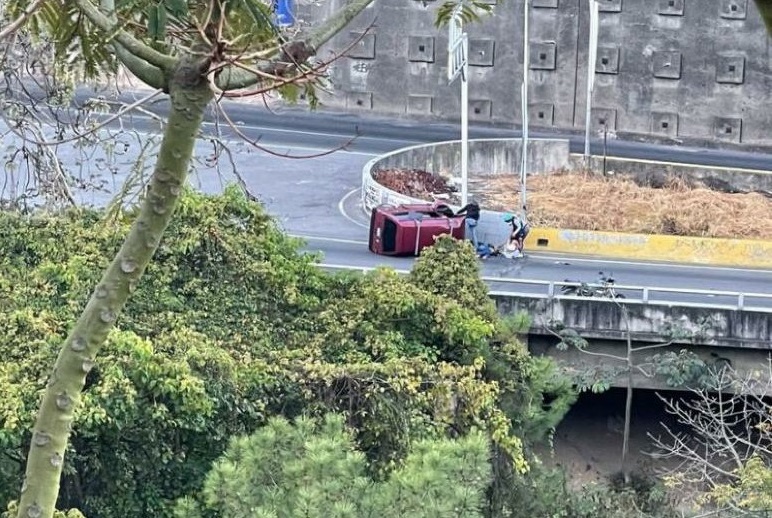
[468,39,495,67]
[346,92,373,109]
[530,103,555,126]
[714,117,742,142]
[469,100,492,120]
[407,95,433,114]
[716,55,746,84]
[407,36,435,63]
[532,0,558,7]
[597,0,622,12]
[658,0,684,16]
[651,112,679,137]
[652,51,682,79]
[348,33,376,59]
[596,46,620,74]
[720,0,747,19]
[591,107,617,132]
[530,42,557,70]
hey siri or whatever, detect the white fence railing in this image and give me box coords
[318,263,772,313]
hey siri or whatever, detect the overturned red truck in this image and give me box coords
[368,202,466,256]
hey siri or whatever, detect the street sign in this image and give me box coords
[448,6,467,84]
[584,0,599,162]
[446,4,469,205]
[274,0,296,27]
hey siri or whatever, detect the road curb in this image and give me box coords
[362,143,772,269]
[523,228,772,269]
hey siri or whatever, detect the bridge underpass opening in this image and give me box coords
[542,388,694,489]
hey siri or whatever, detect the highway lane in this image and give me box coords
[299,234,772,309]
[78,88,772,170]
[3,91,772,305]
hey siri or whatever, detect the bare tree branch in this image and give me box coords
[646,361,772,514]
[216,0,377,91]
[212,99,357,159]
[2,88,163,146]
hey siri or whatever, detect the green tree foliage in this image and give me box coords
[497,464,679,518]
[409,236,497,322]
[175,413,492,518]
[2,0,381,510]
[0,189,572,517]
[410,236,576,444]
[711,456,772,513]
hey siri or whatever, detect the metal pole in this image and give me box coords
[461,36,469,207]
[583,0,599,166]
[520,0,529,215]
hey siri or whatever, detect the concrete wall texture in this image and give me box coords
[374,138,571,177]
[494,294,772,390]
[309,0,772,148]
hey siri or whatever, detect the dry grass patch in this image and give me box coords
[480,172,772,240]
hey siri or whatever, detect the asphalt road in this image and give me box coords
[86,89,772,170]
[4,88,772,306]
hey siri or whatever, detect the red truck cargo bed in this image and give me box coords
[368,203,465,256]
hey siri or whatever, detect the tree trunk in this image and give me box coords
[621,320,634,485]
[17,57,212,518]
[621,364,633,484]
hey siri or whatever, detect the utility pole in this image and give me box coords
[448,6,469,206]
[583,0,599,166]
[520,0,529,216]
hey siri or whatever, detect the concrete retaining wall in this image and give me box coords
[525,227,772,269]
[304,0,772,150]
[574,155,772,193]
[374,138,571,177]
[495,293,772,390]
[493,295,772,349]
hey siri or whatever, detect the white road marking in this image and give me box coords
[529,253,772,274]
[96,112,379,157]
[337,188,370,229]
[291,234,368,246]
[567,152,772,173]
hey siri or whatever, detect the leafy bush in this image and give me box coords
[176,414,492,518]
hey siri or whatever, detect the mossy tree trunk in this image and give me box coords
[16,57,213,518]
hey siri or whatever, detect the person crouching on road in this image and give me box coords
[503,212,529,258]
[456,200,480,250]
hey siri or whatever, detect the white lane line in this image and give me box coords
[338,188,370,229]
[526,252,772,274]
[198,120,379,156]
[95,113,379,157]
[290,234,368,246]
[290,234,772,274]
[199,119,388,143]
[567,152,772,174]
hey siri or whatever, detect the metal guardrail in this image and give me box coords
[319,263,772,313]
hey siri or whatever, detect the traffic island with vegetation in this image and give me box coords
[374,168,772,239]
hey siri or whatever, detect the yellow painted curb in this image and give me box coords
[524,227,772,269]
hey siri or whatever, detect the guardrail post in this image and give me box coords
[738,293,744,310]
[642,288,649,304]
[548,282,555,299]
